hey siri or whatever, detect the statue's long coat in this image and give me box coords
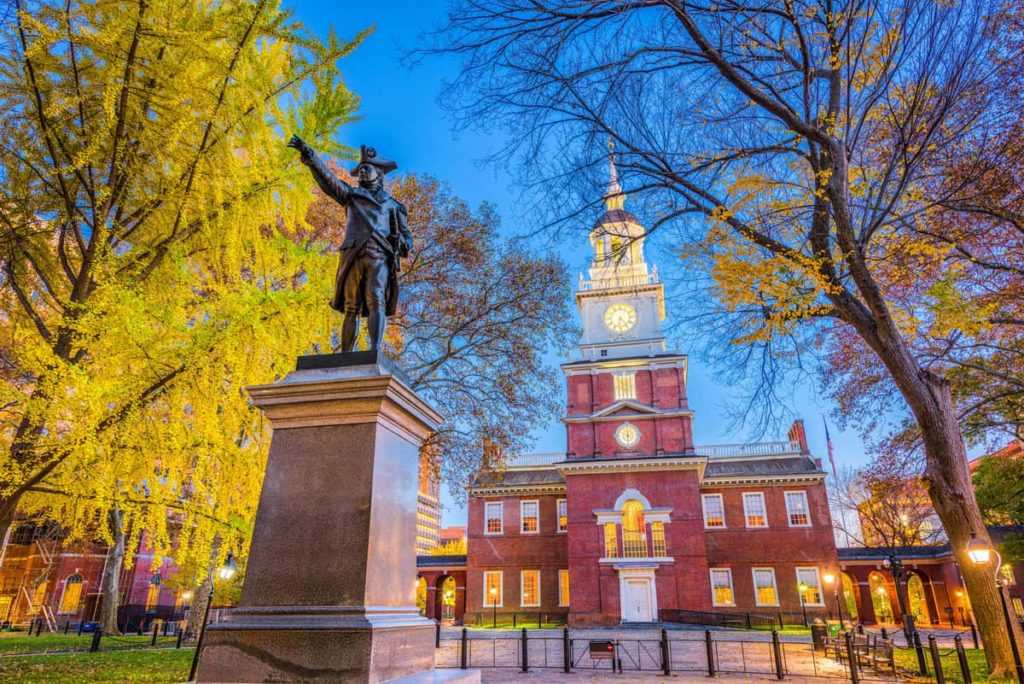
[300,150,412,316]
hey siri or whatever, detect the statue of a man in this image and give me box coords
[289,135,412,352]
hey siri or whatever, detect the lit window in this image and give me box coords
[484,502,503,535]
[603,523,618,557]
[621,500,648,558]
[58,575,83,614]
[743,492,768,528]
[520,500,539,534]
[145,584,161,611]
[702,494,725,528]
[999,565,1015,586]
[557,499,568,533]
[483,571,503,607]
[710,569,735,607]
[613,372,636,400]
[559,570,570,607]
[1013,597,1023,618]
[796,568,824,606]
[651,522,667,557]
[521,570,540,607]
[753,568,779,607]
[785,491,811,527]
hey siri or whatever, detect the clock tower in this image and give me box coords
[562,148,694,459]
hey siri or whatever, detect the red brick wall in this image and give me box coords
[466,494,568,614]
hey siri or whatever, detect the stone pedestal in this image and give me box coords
[196,353,443,683]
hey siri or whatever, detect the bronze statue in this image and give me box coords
[289,135,412,352]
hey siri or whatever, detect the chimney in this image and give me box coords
[788,419,810,455]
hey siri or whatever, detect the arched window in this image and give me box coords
[621,500,648,558]
[145,573,162,611]
[58,574,83,614]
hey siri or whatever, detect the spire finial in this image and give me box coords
[604,138,625,210]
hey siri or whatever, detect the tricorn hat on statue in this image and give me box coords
[352,145,398,175]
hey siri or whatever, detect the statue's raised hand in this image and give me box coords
[287,134,308,153]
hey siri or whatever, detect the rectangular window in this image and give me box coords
[753,568,779,607]
[483,571,503,607]
[521,570,540,607]
[603,522,618,557]
[557,499,568,533]
[613,372,636,400]
[710,569,735,607]
[484,502,503,535]
[785,491,811,527]
[520,500,539,534]
[559,569,570,607]
[702,494,725,528]
[651,522,667,557]
[145,584,160,611]
[1013,597,1023,618]
[743,492,768,528]
[58,580,82,614]
[796,567,824,606]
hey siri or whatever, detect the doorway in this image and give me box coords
[619,569,657,623]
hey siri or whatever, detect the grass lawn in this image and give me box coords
[0,632,179,654]
[894,646,1016,683]
[0,648,193,683]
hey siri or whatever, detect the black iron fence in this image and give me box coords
[463,611,568,629]
[5,619,194,657]
[660,607,824,629]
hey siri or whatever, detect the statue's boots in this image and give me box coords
[368,309,385,351]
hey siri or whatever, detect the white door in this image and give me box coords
[623,578,653,622]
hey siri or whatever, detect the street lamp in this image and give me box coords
[798,582,809,627]
[824,572,844,626]
[189,553,238,682]
[966,533,1024,683]
[489,586,498,629]
[882,555,916,641]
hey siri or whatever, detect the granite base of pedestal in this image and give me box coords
[196,610,434,683]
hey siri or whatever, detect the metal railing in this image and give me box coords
[503,452,564,468]
[696,440,804,458]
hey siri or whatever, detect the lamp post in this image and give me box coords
[824,572,844,627]
[188,553,238,682]
[489,586,498,629]
[798,582,809,627]
[883,555,916,642]
[967,534,1024,683]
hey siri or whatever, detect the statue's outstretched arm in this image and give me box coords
[289,135,351,204]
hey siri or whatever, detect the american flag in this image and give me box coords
[823,418,838,480]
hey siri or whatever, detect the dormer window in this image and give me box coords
[613,372,636,400]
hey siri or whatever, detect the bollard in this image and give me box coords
[913,630,928,675]
[538,612,542,629]
[64,620,70,634]
[880,627,888,640]
[845,631,859,684]
[77,620,84,636]
[660,628,671,676]
[954,635,972,684]
[90,629,102,653]
[969,622,979,650]
[460,627,468,670]
[778,611,784,630]
[746,612,752,630]
[521,627,529,673]
[435,620,441,649]
[705,629,716,677]
[151,621,159,646]
[771,629,785,680]
[614,640,622,674]
[928,635,945,684]
[176,626,184,649]
[137,622,144,637]
[513,613,517,629]
[563,627,571,673]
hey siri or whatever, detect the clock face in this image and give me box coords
[603,303,637,333]
[615,422,641,449]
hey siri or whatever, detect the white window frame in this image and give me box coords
[557,498,568,533]
[558,569,570,607]
[752,567,780,607]
[520,569,541,607]
[701,494,726,529]
[483,571,503,608]
[742,492,768,528]
[784,490,812,527]
[795,567,825,607]
[613,371,637,400]
[710,568,736,607]
[520,499,540,534]
[484,501,504,536]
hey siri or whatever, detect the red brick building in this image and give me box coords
[465,156,841,626]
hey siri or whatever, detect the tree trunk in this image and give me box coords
[99,508,125,635]
[187,537,221,639]
[904,370,1020,676]
[0,502,15,569]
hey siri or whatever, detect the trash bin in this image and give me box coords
[810,618,828,652]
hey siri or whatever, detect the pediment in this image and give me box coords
[592,400,658,418]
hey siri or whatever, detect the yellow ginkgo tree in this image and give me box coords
[0,0,367,614]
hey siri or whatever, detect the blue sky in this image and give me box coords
[286,0,873,525]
